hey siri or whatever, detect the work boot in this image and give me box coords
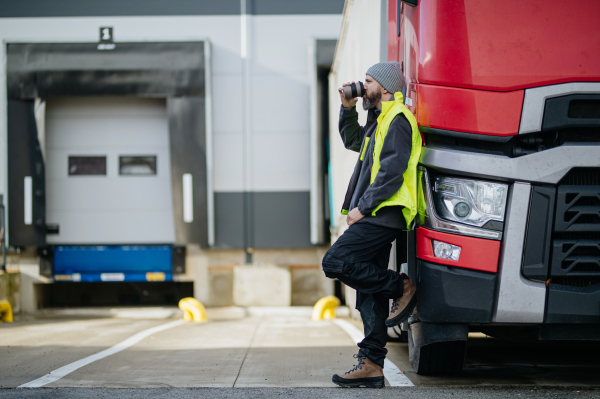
[386,276,417,327]
[332,354,385,388]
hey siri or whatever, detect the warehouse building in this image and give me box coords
[0,0,343,310]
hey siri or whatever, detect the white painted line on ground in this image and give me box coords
[18,320,185,388]
[332,318,364,343]
[381,358,414,387]
[332,319,414,387]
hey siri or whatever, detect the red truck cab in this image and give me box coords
[390,0,600,375]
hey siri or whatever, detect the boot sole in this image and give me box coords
[385,294,417,327]
[332,375,385,389]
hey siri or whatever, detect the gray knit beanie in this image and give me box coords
[365,61,403,94]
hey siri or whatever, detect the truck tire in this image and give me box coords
[408,328,466,376]
[387,326,408,342]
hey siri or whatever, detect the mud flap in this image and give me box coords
[408,320,468,376]
[409,320,468,347]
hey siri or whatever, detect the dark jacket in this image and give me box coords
[339,97,412,230]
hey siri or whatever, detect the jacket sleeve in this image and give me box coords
[338,105,365,153]
[357,113,412,215]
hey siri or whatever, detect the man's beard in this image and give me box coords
[362,89,382,110]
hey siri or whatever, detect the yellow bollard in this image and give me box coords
[312,295,341,321]
[178,297,207,322]
[0,300,13,323]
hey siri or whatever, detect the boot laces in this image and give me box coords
[391,299,399,313]
[345,354,366,375]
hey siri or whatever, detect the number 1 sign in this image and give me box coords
[99,27,113,43]
[98,27,115,50]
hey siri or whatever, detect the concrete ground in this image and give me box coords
[1,307,599,397]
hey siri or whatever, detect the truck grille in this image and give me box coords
[555,186,600,231]
[559,167,600,185]
[551,169,600,287]
[551,235,600,276]
[552,276,600,288]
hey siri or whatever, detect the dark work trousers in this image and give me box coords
[321,222,406,368]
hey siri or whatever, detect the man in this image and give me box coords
[322,61,422,388]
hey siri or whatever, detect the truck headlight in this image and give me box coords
[432,176,508,228]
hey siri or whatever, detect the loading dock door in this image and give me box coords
[7,41,210,247]
[45,97,175,244]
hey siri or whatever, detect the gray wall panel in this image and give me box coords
[0,0,240,17]
[214,192,245,249]
[213,191,311,249]
[0,0,344,18]
[250,76,309,132]
[213,134,245,192]
[251,16,341,75]
[249,0,344,15]
[252,191,311,249]
[251,132,310,192]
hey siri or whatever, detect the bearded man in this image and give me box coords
[322,61,422,388]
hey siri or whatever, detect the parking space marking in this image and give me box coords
[17,320,185,388]
[332,319,414,387]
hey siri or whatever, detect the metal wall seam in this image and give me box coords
[1,39,8,244]
[241,0,254,256]
[204,39,215,246]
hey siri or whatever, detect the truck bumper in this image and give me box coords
[417,260,497,324]
[547,284,600,324]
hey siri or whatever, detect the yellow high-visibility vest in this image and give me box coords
[370,92,422,228]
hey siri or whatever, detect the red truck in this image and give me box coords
[389,0,600,375]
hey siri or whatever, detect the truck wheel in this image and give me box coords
[387,326,408,342]
[408,328,466,376]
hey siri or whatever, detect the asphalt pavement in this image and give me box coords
[1,306,599,397]
[0,387,599,398]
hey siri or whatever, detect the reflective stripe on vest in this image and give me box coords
[370,92,422,229]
